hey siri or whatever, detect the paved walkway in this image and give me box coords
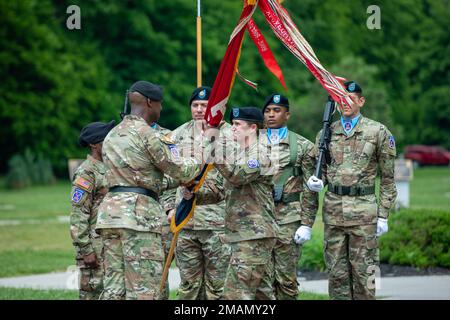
[1,268,449,299]
[299,275,450,300]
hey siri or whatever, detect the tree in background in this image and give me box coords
[0,0,448,176]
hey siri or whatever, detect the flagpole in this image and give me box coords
[197,0,202,87]
[159,230,179,294]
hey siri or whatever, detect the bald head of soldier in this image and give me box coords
[128,81,163,125]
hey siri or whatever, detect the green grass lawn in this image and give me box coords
[409,167,450,211]
[0,181,73,277]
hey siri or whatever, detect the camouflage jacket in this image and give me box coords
[317,115,397,226]
[202,134,279,243]
[70,155,108,256]
[152,123,177,228]
[96,115,201,233]
[267,130,319,227]
[168,120,229,230]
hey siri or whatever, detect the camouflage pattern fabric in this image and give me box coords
[96,114,201,300]
[70,155,108,300]
[96,114,201,233]
[168,120,230,230]
[316,115,397,226]
[269,130,318,227]
[324,224,378,300]
[176,229,231,300]
[268,130,318,300]
[273,221,302,300]
[100,228,164,300]
[167,120,231,300]
[213,135,279,243]
[209,135,278,299]
[222,238,276,300]
[316,115,397,300]
[153,123,175,300]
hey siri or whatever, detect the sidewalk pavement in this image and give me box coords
[1,268,449,300]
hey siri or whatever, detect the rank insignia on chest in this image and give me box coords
[389,135,395,149]
[72,188,85,204]
[247,159,260,169]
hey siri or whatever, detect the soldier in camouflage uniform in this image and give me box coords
[96,81,202,300]
[307,81,397,300]
[262,94,319,300]
[167,87,231,300]
[151,122,176,300]
[70,120,115,300]
[199,107,279,300]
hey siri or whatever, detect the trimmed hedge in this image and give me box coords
[380,209,450,268]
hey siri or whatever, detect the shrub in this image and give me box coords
[5,155,31,189]
[380,209,450,268]
[5,150,55,189]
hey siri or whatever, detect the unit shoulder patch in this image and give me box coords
[71,187,86,204]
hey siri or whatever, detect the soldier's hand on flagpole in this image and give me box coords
[167,209,175,224]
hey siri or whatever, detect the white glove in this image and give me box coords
[376,218,388,237]
[307,175,324,192]
[294,226,312,245]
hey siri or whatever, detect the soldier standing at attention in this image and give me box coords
[306,81,397,300]
[95,81,202,300]
[167,86,231,300]
[70,120,115,300]
[198,107,279,300]
[262,94,318,300]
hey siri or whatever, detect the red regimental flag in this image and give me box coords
[204,3,257,127]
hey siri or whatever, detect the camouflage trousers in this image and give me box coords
[76,237,103,300]
[160,223,174,300]
[222,238,276,300]
[176,229,230,300]
[99,228,164,300]
[324,224,379,300]
[273,222,302,300]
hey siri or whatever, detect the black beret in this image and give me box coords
[229,107,264,124]
[79,120,116,147]
[189,86,211,106]
[262,93,289,112]
[344,81,362,94]
[129,80,163,101]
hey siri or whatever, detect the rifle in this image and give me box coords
[314,96,336,179]
[120,89,129,119]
